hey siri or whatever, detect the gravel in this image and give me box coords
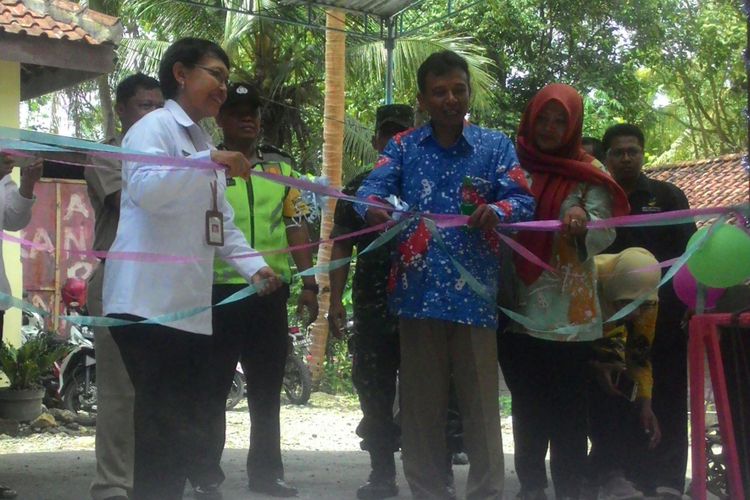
[0,392,515,455]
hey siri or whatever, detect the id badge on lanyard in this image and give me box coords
[206,174,224,246]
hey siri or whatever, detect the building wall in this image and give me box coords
[0,60,22,346]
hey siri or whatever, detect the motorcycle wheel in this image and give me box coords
[62,367,97,414]
[283,356,312,405]
[226,371,245,410]
[706,423,729,499]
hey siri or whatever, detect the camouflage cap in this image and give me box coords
[375,104,414,132]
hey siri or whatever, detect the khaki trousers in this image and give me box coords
[88,262,135,500]
[399,318,504,499]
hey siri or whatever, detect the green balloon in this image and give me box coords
[687,224,750,288]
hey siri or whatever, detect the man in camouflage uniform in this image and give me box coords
[329,105,465,500]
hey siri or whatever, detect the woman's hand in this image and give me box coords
[211,150,251,180]
[639,398,662,449]
[562,205,588,237]
[250,266,282,296]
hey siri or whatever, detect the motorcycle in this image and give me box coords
[58,278,97,413]
[226,325,313,409]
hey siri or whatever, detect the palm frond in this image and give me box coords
[342,115,378,181]
[222,0,256,62]
[117,37,171,77]
[347,34,499,114]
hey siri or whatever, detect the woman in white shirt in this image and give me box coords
[103,38,280,500]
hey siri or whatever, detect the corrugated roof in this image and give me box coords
[647,153,749,209]
[281,0,416,17]
[0,0,121,44]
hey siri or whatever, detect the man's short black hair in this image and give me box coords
[158,37,231,99]
[417,50,471,94]
[115,73,160,105]
[582,136,605,162]
[602,123,645,152]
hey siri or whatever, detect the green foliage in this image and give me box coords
[0,335,70,390]
[499,395,512,416]
[23,0,746,166]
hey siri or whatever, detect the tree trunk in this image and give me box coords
[308,10,346,386]
[98,75,116,140]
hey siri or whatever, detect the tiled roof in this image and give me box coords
[647,153,749,210]
[0,0,120,44]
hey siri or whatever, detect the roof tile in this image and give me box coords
[0,0,120,45]
[647,153,749,225]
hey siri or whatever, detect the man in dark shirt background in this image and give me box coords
[602,123,696,499]
[328,104,412,500]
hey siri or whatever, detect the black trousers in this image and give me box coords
[498,331,592,498]
[110,316,214,500]
[350,330,401,455]
[587,382,648,483]
[198,284,290,484]
[630,317,688,493]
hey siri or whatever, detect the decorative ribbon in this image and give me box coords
[2,126,748,333]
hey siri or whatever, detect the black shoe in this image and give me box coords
[247,478,298,497]
[451,452,469,465]
[193,483,223,500]
[356,477,398,499]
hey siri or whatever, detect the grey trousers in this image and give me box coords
[88,262,135,500]
[399,318,504,499]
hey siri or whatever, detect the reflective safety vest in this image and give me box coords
[214,148,296,284]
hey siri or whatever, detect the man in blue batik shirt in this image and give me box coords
[356,51,535,499]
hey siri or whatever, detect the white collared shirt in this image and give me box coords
[0,176,34,308]
[103,99,267,334]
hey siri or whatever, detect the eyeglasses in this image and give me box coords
[194,65,230,88]
[607,147,643,159]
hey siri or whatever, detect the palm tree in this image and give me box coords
[307,9,345,385]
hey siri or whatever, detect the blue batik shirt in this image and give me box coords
[355,122,536,329]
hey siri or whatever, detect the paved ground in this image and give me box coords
[2,449,522,499]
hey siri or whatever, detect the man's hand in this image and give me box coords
[250,266,282,296]
[211,150,251,180]
[327,300,347,339]
[297,288,319,326]
[467,204,500,231]
[562,205,588,237]
[365,207,392,227]
[590,359,626,397]
[639,398,662,449]
[0,153,14,179]
[19,159,43,199]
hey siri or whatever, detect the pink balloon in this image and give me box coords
[673,265,725,310]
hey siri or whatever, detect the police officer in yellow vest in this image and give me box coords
[193,83,317,499]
